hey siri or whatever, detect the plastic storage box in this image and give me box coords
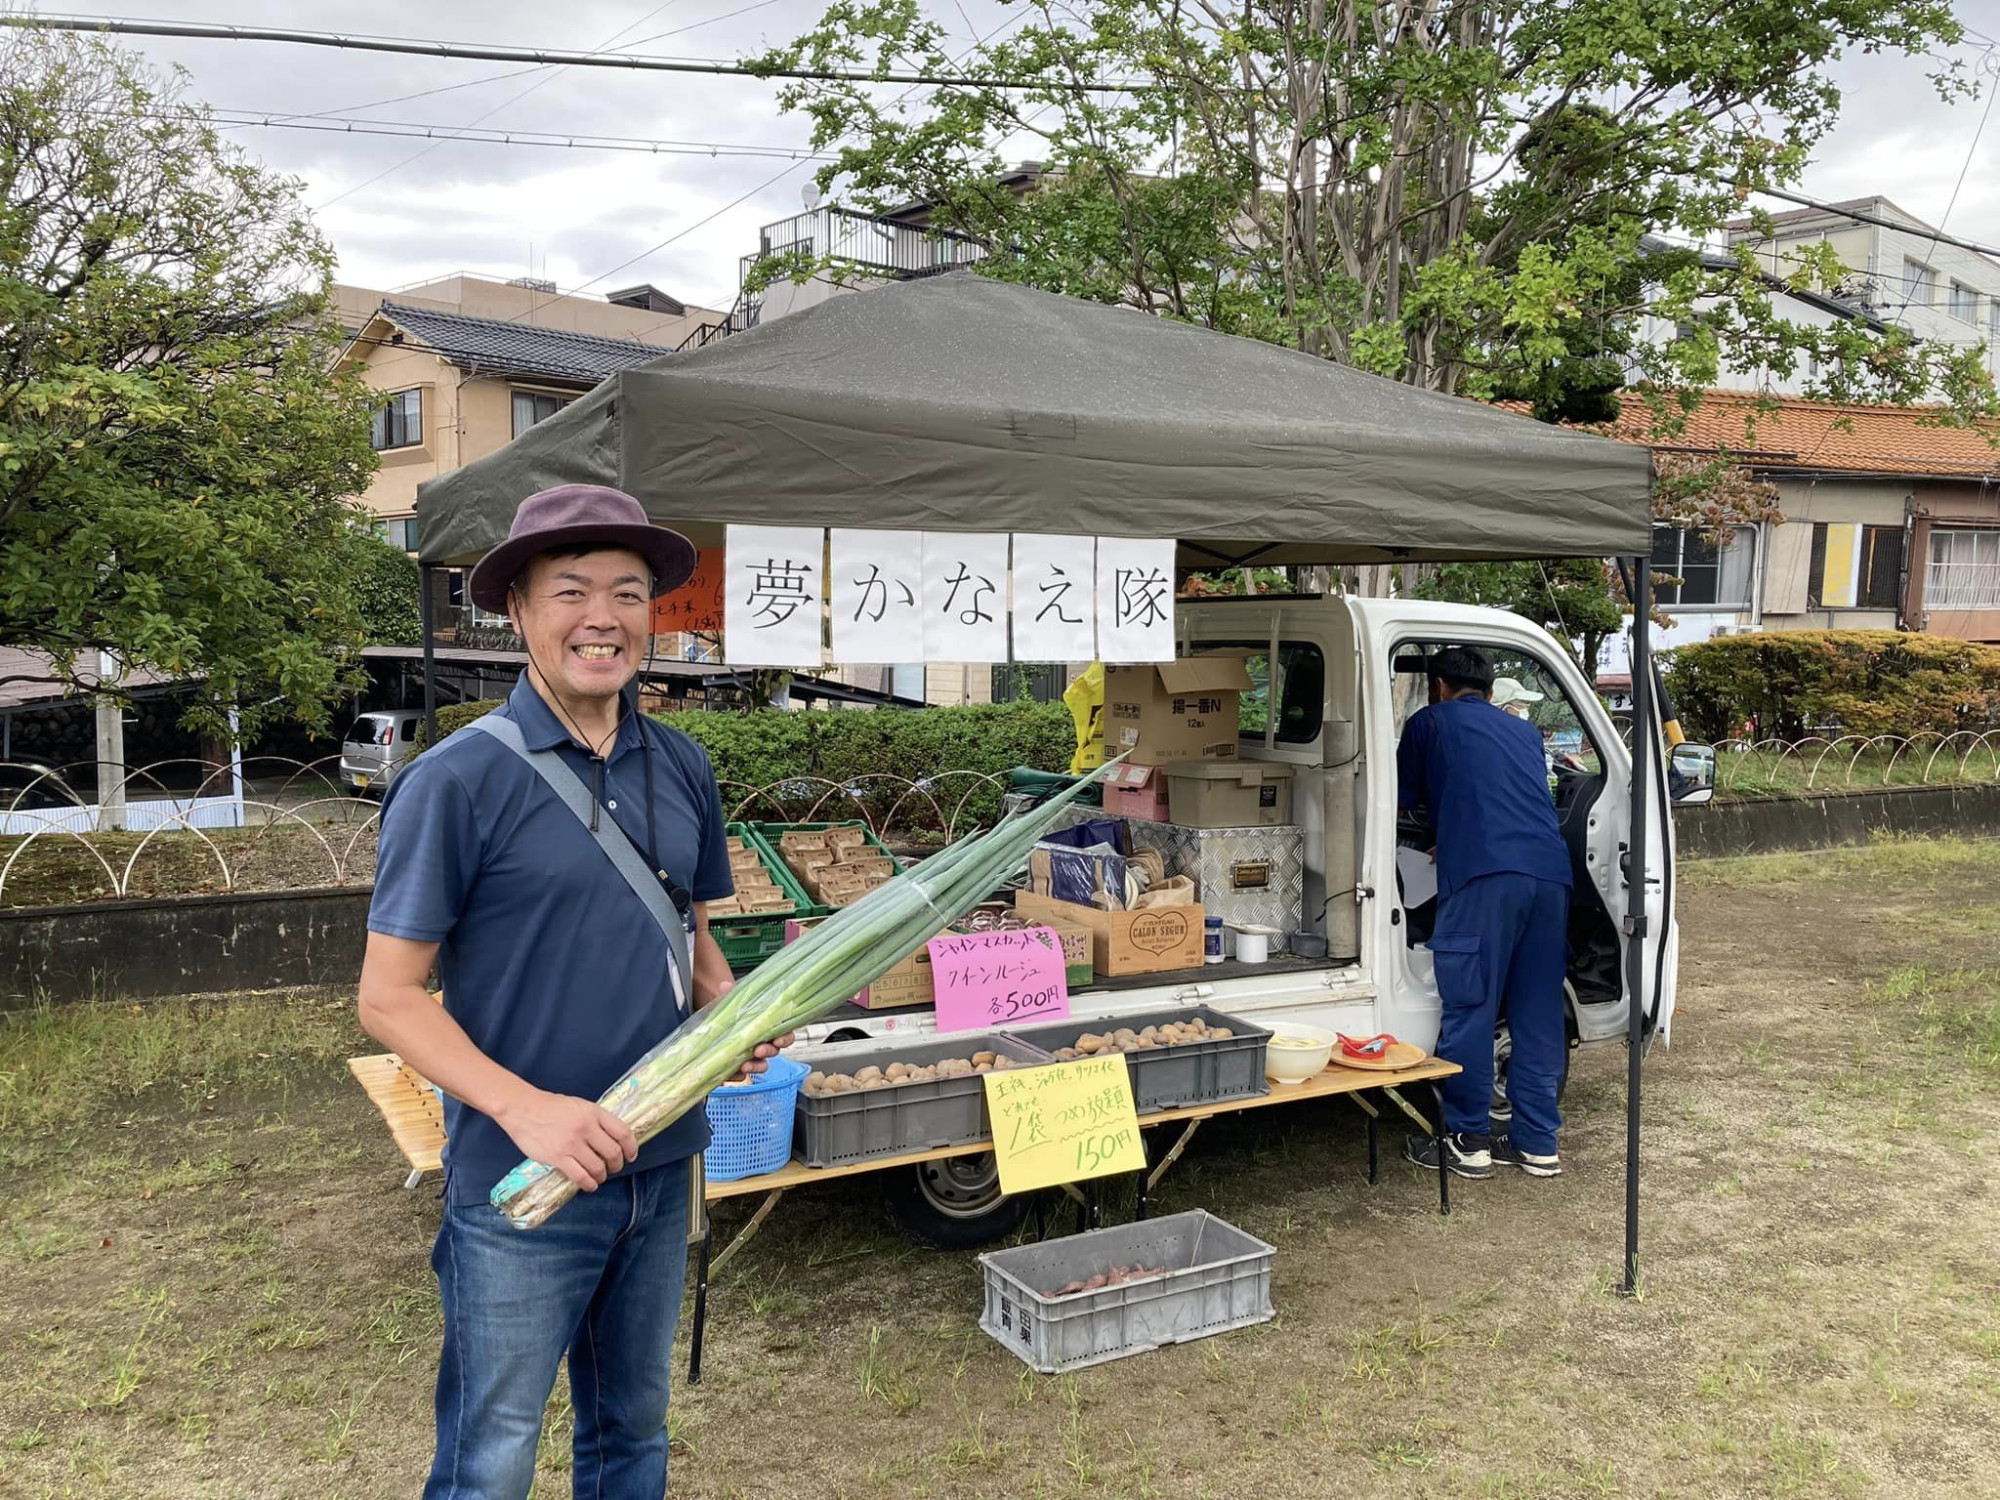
[1003,1005,1272,1114]
[703,1054,808,1181]
[708,824,816,974]
[979,1210,1275,1373]
[792,1034,1054,1167]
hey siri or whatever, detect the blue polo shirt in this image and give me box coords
[1397,696,1572,902]
[369,674,733,1206]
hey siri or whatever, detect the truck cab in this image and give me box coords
[803,593,1680,1244]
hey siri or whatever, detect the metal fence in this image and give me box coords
[0,756,1012,906]
[1706,730,2000,795]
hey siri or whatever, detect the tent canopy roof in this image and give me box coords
[417,272,1651,569]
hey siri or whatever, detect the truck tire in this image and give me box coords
[884,1154,1030,1250]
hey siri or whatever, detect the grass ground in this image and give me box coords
[1,839,1996,1498]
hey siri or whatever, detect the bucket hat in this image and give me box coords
[467,485,696,614]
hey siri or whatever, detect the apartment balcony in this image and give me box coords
[738,206,989,326]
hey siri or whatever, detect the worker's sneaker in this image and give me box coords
[1491,1135,1562,1178]
[1403,1131,1494,1179]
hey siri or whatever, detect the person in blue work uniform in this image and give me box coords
[1396,645,1572,1181]
[357,485,790,1500]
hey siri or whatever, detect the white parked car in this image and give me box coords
[339,710,423,796]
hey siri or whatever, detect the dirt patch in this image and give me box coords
[1,843,1997,1497]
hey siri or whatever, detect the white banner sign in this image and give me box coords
[922,532,1010,663]
[1010,533,1096,662]
[724,525,824,667]
[830,529,924,664]
[1095,536,1177,663]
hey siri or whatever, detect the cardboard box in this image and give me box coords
[1013,890,1206,977]
[1163,760,1296,828]
[1101,762,1172,822]
[785,916,934,1009]
[1034,915,1096,991]
[1103,654,1253,765]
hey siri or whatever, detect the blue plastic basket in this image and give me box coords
[703,1054,809,1182]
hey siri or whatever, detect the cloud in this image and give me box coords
[76,0,2000,309]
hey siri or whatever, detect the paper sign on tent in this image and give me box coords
[830,528,924,663]
[984,1053,1144,1195]
[1010,533,1096,662]
[921,533,1011,663]
[927,926,1071,1032]
[724,525,824,667]
[1096,536,1177,663]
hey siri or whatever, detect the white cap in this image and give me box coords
[1492,677,1544,709]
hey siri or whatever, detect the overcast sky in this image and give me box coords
[53,1,2000,314]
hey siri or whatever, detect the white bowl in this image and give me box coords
[1264,1022,1334,1085]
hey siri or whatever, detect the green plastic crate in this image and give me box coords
[752,820,907,912]
[710,823,815,974]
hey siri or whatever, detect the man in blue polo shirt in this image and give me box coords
[358,485,787,1500]
[1396,645,1572,1182]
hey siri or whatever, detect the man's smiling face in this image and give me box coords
[509,547,651,703]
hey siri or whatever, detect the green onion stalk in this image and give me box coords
[490,761,1121,1228]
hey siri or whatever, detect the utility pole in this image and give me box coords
[94,650,126,832]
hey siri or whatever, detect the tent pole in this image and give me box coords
[421,567,438,747]
[1621,554,1652,1297]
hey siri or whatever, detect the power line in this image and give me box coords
[6,14,1145,91]
[1743,185,2000,263]
[192,111,839,160]
[313,0,688,211]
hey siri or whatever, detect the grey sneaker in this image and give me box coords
[1491,1134,1561,1177]
[1403,1131,1494,1179]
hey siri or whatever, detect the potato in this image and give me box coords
[1211,1027,1233,1039]
[860,1076,891,1090]
[805,1070,827,1089]
[1054,1047,1079,1061]
[855,1065,884,1083]
[885,1062,910,1081]
[1113,1028,1138,1044]
[972,1050,997,1067]
[1076,1032,1105,1053]
[992,1056,1016,1071]
[1139,1026,1159,1043]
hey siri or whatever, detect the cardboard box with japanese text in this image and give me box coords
[1103,653,1253,765]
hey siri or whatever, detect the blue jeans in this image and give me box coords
[425,1158,690,1500]
[1429,873,1570,1155]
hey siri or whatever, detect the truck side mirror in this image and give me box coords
[1669,742,1716,805]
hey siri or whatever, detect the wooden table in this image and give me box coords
[348,1050,1461,1385]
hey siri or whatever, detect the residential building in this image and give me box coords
[1599,390,2000,656]
[1724,196,2000,386]
[1633,235,1888,398]
[334,275,719,553]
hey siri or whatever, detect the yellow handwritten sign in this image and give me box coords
[983,1053,1144,1195]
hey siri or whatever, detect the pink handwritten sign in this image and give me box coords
[927,926,1071,1032]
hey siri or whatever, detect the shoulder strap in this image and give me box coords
[467,713,690,1018]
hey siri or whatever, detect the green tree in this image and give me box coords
[354,535,422,647]
[1412,558,1627,682]
[0,29,379,737]
[756,0,1991,429]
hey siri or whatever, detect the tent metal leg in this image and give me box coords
[687,1229,712,1386]
[419,566,438,748]
[1622,553,1654,1296]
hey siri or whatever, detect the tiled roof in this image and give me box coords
[1722,195,1916,234]
[1574,390,2000,479]
[372,302,668,382]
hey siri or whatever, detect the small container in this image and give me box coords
[1204,915,1226,964]
[1232,924,1278,964]
[1289,931,1328,959]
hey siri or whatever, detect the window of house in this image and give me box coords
[1926,528,2000,611]
[1990,299,2000,345]
[1904,258,1936,309]
[512,390,572,437]
[370,388,423,450]
[1949,281,1978,323]
[1650,525,1757,608]
[375,516,418,552]
[1807,522,1904,610]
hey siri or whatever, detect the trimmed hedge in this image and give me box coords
[1664,630,2000,741]
[422,699,1075,830]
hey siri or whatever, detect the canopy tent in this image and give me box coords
[412,270,1659,1297]
[416,271,1651,568]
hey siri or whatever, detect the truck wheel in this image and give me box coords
[884,1154,1030,1250]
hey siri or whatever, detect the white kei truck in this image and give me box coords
[796,592,1695,1247]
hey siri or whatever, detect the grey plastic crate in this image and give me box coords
[979,1210,1275,1373]
[793,1034,1054,1167]
[1002,1006,1272,1113]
